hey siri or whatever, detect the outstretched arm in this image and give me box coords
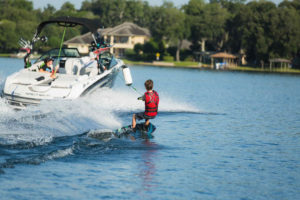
[50,65,59,79]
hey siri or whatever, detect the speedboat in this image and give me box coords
[1,16,132,109]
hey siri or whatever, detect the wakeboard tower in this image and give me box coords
[88,123,156,141]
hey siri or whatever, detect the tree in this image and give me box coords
[185,0,229,52]
[61,2,76,11]
[228,1,286,64]
[149,2,189,61]
[1,0,33,11]
[81,0,152,28]
[279,0,300,13]
[0,0,298,65]
[0,0,38,52]
[0,20,18,52]
[123,0,145,25]
[82,0,126,27]
[269,6,300,59]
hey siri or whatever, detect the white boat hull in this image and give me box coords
[2,58,123,108]
[2,17,130,109]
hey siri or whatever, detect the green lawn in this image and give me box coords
[123,59,202,68]
[0,53,11,57]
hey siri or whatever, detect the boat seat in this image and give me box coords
[80,60,98,76]
[74,60,84,76]
[88,67,98,77]
[64,59,75,75]
[65,58,83,75]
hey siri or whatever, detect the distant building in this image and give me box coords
[63,32,91,54]
[269,58,291,69]
[195,51,238,68]
[64,22,151,57]
[210,52,238,69]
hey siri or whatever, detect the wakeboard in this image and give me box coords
[88,123,156,141]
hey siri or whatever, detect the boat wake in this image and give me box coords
[0,131,163,174]
[0,87,201,173]
[0,88,206,144]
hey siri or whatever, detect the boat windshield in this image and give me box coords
[99,51,114,69]
[35,48,81,63]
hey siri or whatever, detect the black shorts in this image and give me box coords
[135,112,156,121]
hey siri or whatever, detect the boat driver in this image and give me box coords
[39,57,58,78]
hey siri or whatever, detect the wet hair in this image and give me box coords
[144,79,153,90]
[44,57,53,64]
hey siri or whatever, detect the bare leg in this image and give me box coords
[145,119,150,127]
[132,114,136,128]
[131,114,137,141]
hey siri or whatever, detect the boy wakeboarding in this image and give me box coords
[132,79,159,134]
[90,80,159,141]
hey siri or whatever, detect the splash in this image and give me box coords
[46,147,74,160]
[0,87,201,145]
[86,88,202,113]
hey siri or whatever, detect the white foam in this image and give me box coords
[158,94,201,113]
[46,147,74,160]
[0,87,200,145]
[83,88,201,113]
[0,72,5,86]
[2,133,54,146]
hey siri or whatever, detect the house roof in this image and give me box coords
[210,52,237,59]
[64,22,150,45]
[64,32,93,44]
[99,22,151,36]
[269,58,291,63]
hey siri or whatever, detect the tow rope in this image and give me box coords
[117,73,142,95]
[52,26,67,76]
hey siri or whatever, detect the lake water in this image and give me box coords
[0,57,299,200]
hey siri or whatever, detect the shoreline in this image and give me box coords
[0,53,40,59]
[123,60,300,75]
[1,54,299,74]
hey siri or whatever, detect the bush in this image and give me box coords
[184,55,194,62]
[143,39,159,54]
[163,55,174,62]
[134,43,143,54]
[127,39,167,61]
[166,46,176,58]
[125,49,136,59]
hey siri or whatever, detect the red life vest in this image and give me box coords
[144,90,159,117]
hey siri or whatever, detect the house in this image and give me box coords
[64,22,151,57]
[195,51,238,68]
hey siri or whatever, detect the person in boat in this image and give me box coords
[132,79,159,132]
[39,57,58,78]
[89,52,106,73]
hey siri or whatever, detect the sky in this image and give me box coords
[31,0,283,10]
[31,0,188,10]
